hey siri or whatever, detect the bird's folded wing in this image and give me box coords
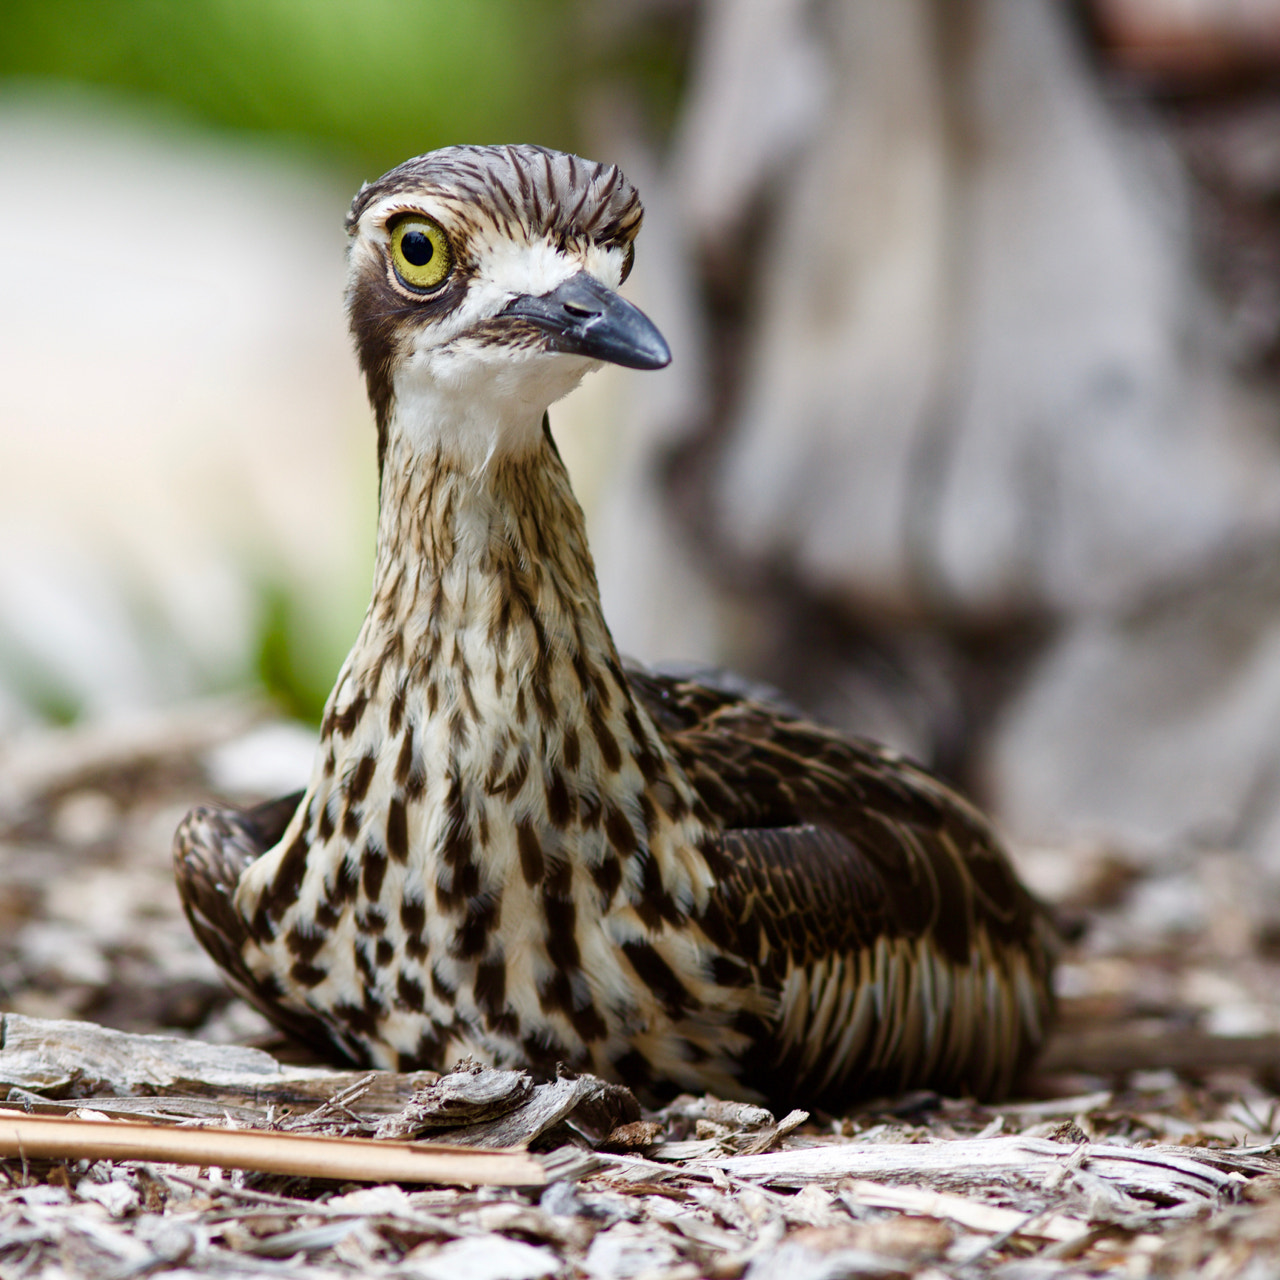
[627,666,1055,1101]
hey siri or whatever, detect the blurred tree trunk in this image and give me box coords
[587,0,1280,881]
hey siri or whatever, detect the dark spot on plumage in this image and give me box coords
[409,1024,444,1070]
[591,853,622,906]
[484,741,508,792]
[249,897,274,944]
[341,804,361,841]
[622,940,691,1018]
[536,968,606,1044]
[570,650,594,698]
[290,961,327,988]
[516,818,544,885]
[332,690,368,739]
[622,703,646,749]
[334,998,381,1040]
[709,953,752,988]
[347,754,376,806]
[397,971,425,1012]
[358,905,387,935]
[591,712,622,773]
[603,803,637,856]
[440,773,476,892]
[494,594,513,646]
[354,940,376,984]
[495,746,529,798]
[405,764,426,802]
[449,708,469,751]
[634,849,682,929]
[522,1028,570,1073]
[637,790,657,835]
[386,797,409,863]
[532,673,556,729]
[285,923,325,963]
[375,937,395,967]
[427,682,439,716]
[474,956,507,1018]
[362,844,388,901]
[514,682,526,722]
[395,731,415,786]
[436,857,479,908]
[400,894,426,933]
[330,855,359,906]
[635,748,662,785]
[266,831,310,920]
[318,801,336,842]
[571,1000,607,1044]
[543,893,580,971]
[538,968,572,1016]
[562,724,581,771]
[313,899,339,930]
[545,771,573,828]
[451,894,499,958]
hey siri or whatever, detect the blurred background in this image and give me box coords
[7,0,1280,1050]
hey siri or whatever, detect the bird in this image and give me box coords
[175,144,1057,1110]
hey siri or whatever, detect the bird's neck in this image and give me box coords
[357,424,619,698]
[300,414,715,928]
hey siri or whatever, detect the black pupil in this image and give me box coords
[401,229,434,267]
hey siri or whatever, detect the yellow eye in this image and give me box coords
[389,216,452,291]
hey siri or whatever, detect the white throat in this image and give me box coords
[389,348,598,473]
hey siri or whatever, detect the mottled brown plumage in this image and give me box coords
[175,145,1056,1109]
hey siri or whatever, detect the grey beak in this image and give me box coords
[499,271,671,370]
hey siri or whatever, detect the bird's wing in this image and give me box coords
[626,665,1057,1104]
[174,791,363,1062]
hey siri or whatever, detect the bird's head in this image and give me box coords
[345,144,669,469]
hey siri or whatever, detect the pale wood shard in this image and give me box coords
[839,1180,1091,1243]
[699,1133,1248,1202]
[0,1112,546,1186]
[0,1012,434,1110]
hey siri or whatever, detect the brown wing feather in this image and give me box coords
[628,666,1057,1106]
[173,791,368,1065]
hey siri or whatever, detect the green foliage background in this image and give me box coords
[0,0,579,175]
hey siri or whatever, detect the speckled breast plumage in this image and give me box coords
[174,144,1056,1109]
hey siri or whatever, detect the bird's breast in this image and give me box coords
[231,593,737,1079]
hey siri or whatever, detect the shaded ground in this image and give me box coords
[3,702,1280,1277]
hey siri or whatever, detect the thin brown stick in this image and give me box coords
[0,1112,545,1186]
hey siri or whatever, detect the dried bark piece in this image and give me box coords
[375,1064,535,1139]
[0,1012,433,1110]
[444,1075,640,1149]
